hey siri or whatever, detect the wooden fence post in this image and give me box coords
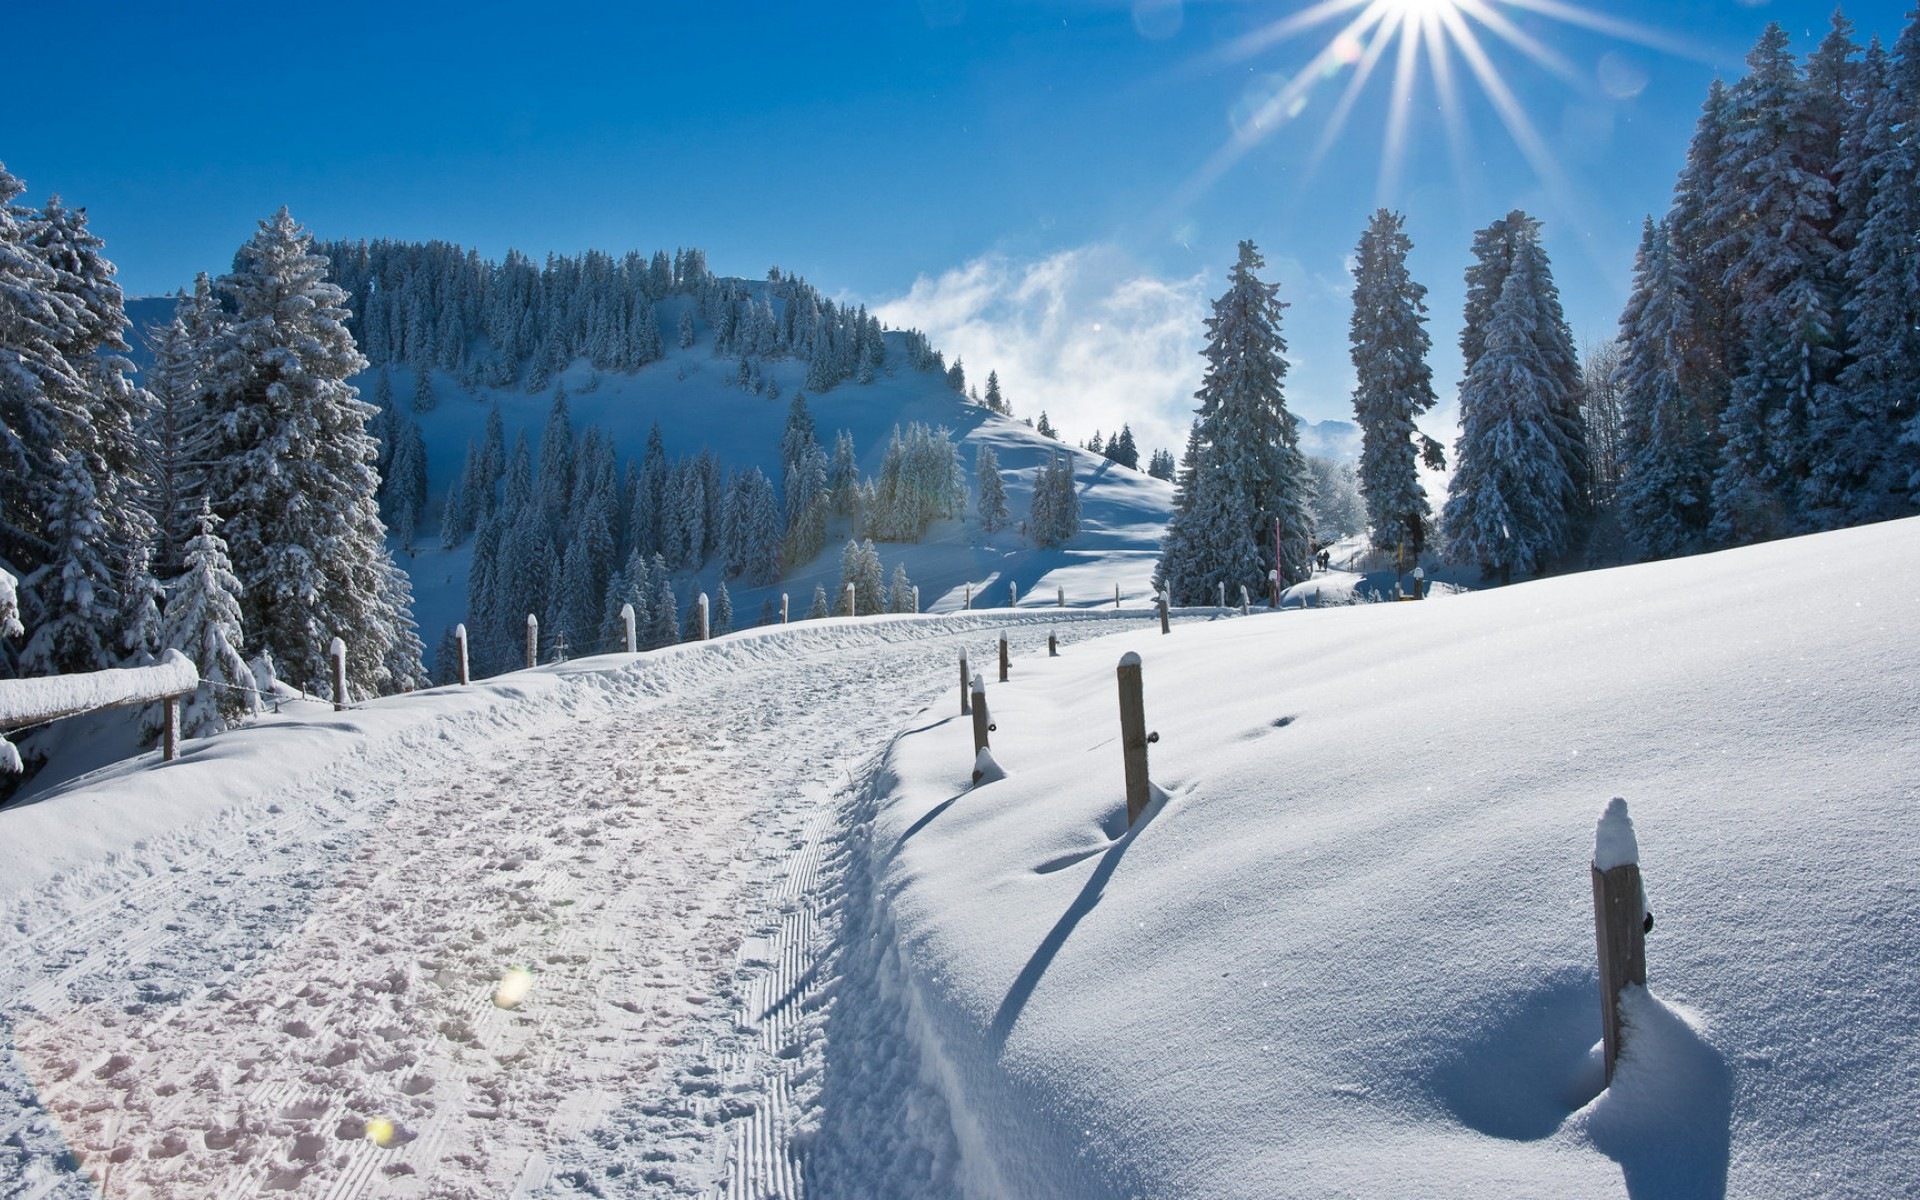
[1412,567,1426,600]
[1009,581,1019,608]
[970,672,991,755]
[526,614,538,670]
[1269,569,1280,609]
[1592,798,1649,1086]
[1218,581,1226,608]
[1048,631,1058,657]
[696,592,710,640]
[1057,585,1065,608]
[1115,583,1121,610]
[163,695,180,761]
[998,632,1010,682]
[1158,592,1170,635]
[964,583,971,610]
[1239,585,1250,616]
[959,651,971,715]
[781,592,789,624]
[620,605,636,654]
[455,623,470,684]
[844,582,856,617]
[331,637,349,711]
[1116,652,1158,825]
[912,585,920,613]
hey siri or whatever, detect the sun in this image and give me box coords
[1166,0,1690,218]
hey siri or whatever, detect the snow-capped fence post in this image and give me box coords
[844,583,856,618]
[1056,585,1065,608]
[964,583,972,610]
[999,632,1010,682]
[1412,567,1426,600]
[970,672,991,756]
[1116,652,1158,825]
[1048,630,1058,657]
[1009,581,1019,608]
[455,623,470,685]
[1239,585,1250,616]
[1592,798,1649,1086]
[696,592,710,641]
[526,614,539,670]
[780,593,789,624]
[1158,592,1171,636]
[619,605,636,654]
[330,637,349,711]
[162,695,180,762]
[1218,581,1226,608]
[912,585,920,613]
[959,651,971,715]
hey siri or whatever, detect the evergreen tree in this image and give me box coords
[1107,424,1140,469]
[1029,452,1081,548]
[1615,218,1717,558]
[1707,24,1844,543]
[976,443,1011,532]
[1156,241,1314,603]
[984,369,1008,414]
[20,453,117,674]
[829,429,859,517]
[537,384,576,536]
[160,502,257,735]
[1147,448,1176,481]
[139,284,219,575]
[1832,26,1920,514]
[889,562,916,612]
[199,209,421,696]
[1442,251,1579,582]
[806,583,831,619]
[946,356,966,393]
[713,579,734,636]
[1348,209,1443,558]
[1459,210,1590,518]
[1036,411,1056,439]
[645,555,679,647]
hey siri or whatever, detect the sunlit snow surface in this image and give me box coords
[3,517,1918,1198]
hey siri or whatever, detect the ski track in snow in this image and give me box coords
[0,611,1164,1198]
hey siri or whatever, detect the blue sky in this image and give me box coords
[4,0,1911,452]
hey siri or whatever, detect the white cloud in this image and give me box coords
[874,245,1210,462]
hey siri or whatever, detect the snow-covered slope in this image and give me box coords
[5,516,1912,1198]
[863,515,1920,1198]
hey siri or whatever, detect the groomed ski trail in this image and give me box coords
[1,611,1165,1198]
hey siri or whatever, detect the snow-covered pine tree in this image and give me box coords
[1348,209,1443,558]
[20,453,117,675]
[199,208,421,695]
[806,583,830,620]
[161,501,257,736]
[1615,217,1717,558]
[139,284,220,575]
[889,562,915,612]
[1029,452,1081,548]
[1706,24,1844,544]
[1147,448,1176,481]
[984,369,1008,414]
[946,357,966,394]
[976,443,1011,532]
[828,430,859,518]
[1036,411,1056,439]
[536,385,575,537]
[385,416,429,548]
[1459,210,1590,521]
[1155,241,1314,603]
[646,555,679,647]
[713,580,733,636]
[1442,251,1579,583]
[1830,26,1920,515]
[1107,425,1140,469]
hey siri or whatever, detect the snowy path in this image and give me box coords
[1,611,1160,1198]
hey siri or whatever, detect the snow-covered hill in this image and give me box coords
[2,516,1914,1197]
[129,289,1177,665]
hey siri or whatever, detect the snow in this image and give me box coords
[0,649,197,728]
[1594,797,1640,870]
[3,517,1918,1197]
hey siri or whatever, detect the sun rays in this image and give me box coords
[1167,0,1686,222]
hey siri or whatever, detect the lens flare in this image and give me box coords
[365,1117,397,1148]
[493,966,535,1009]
